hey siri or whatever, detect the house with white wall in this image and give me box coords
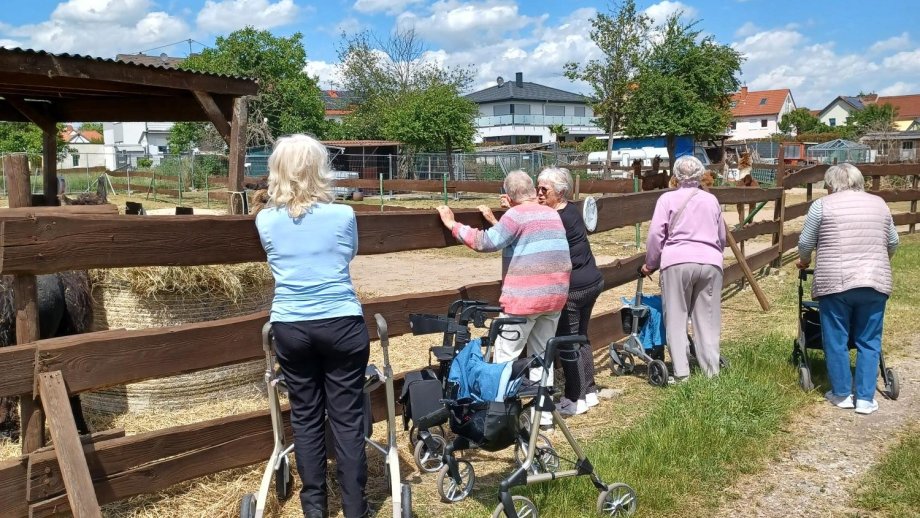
[727,87,796,140]
[102,121,174,170]
[817,95,871,128]
[464,72,604,145]
[58,124,106,170]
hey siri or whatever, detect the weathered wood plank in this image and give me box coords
[37,371,101,517]
[27,430,126,502]
[782,164,829,188]
[0,206,118,218]
[192,91,231,143]
[784,200,814,221]
[733,220,781,243]
[723,245,780,286]
[871,189,920,203]
[710,187,784,204]
[0,455,29,517]
[106,171,155,180]
[0,343,36,397]
[894,212,920,226]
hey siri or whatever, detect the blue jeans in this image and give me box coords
[818,288,888,402]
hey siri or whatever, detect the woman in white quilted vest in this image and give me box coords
[796,163,899,415]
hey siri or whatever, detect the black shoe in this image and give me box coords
[305,510,326,518]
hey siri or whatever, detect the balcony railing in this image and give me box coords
[475,115,599,127]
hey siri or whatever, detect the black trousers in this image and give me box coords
[556,279,603,401]
[272,316,370,518]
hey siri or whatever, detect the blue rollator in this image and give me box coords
[435,321,639,517]
[608,271,728,387]
[239,314,411,518]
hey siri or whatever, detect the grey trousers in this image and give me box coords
[660,263,723,378]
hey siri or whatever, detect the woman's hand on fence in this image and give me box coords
[478,205,498,226]
[640,264,655,276]
[436,205,456,231]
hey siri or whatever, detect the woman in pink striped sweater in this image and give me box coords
[436,170,571,428]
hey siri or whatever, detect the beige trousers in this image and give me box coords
[660,263,723,378]
[492,311,562,387]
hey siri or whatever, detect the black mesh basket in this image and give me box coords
[448,399,522,452]
[802,306,823,349]
[620,306,650,335]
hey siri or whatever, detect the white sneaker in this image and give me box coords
[585,392,599,407]
[825,391,855,409]
[855,399,879,415]
[558,397,588,416]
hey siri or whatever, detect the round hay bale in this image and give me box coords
[82,264,274,414]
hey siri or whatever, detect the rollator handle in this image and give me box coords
[374,313,392,367]
[545,335,588,362]
[484,317,528,359]
[798,268,815,280]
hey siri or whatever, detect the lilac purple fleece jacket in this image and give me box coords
[645,187,726,272]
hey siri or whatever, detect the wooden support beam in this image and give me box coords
[37,371,101,518]
[3,96,55,132]
[42,130,57,205]
[911,175,919,234]
[227,96,248,214]
[2,153,45,453]
[192,91,232,144]
[772,145,786,267]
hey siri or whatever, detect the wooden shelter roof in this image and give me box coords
[0,47,259,124]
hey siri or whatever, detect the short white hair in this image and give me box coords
[504,170,536,203]
[537,167,572,199]
[824,163,865,193]
[672,155,705,185]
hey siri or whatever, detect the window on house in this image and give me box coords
[761,119,768,128]
[829,118,836,127]
[574,106,586,117]
[158,145,168,154]
[545,105,564,116]
[730,121,737,130]
[493,104,511,116]
[759,98,768,105]
[880,142,889,154]
[512,104,531,115]
[903,141,914,150]
[730,101,737,108]
[72,154,80,167]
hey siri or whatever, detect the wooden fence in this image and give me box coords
[0,162,919,516]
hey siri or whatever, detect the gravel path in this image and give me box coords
[714,338,920,517]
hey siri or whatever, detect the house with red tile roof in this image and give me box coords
[58,124,106,170]
[322,90,356,122]
[727,87,796,140]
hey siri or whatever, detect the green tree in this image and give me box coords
[380,84,478,177]
[0,122,70,161]
[847,102,899,136]
[577,136,608,152]
[779,108,825,135]
[565,0,650,175]
[624,14,743,163]
[547,123,566,143]
[336,27,476,176]
[171,27,325,150]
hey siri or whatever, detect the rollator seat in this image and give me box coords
[431,346,456,361]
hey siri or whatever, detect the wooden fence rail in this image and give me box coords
[0,162,917,516]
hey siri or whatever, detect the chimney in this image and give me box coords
[515,72,523,88]
[741,86,748,95]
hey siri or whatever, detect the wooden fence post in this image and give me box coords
[911,174,919,234]
[228,96,249,215]
[1,153,46,453]
[772,145,786,267]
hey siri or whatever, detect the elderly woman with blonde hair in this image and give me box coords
[797,163,899,415]
[255,134,369,518]
[642,155,726,382]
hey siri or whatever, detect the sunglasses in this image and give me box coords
[538,186,551,195]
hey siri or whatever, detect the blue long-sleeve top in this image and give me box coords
[255,203,363,322]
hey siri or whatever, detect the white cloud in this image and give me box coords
[882,49,920,72]
[735,21,759,38]
[333,16,363,36]
[870,32,910,53]
[878,81,916,96]
[644,1,698,26]
[399,1,539,51]
[305,60,342,89]
[196,0,300,33]
[51,0,152,24]
[353,0,424,15]
[0,39,23,49]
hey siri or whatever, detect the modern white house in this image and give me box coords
[727,87,796,140]
[102,121,174,170]
[464,73,604,145]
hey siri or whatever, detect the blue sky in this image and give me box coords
[2,1,919,108]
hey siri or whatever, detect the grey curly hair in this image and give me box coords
[672,155,705,186]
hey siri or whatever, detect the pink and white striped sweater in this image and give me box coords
[452,203,571,315]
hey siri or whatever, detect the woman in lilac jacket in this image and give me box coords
[641,155,726,382]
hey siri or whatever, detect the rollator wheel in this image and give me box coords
[414,434,447,473]
[492,495,539,518]
[400,483,413,518]
[647,360,668,387]
[597,483,638,516]
[514,434,559,474]
[409,424,446,447]
[610,348,634,376]
[884,368,900,400]
[719,356,730,370]
[239,493,256,518]
[437,460,475,502]
[275,455,294,501]
[798,366,814,391]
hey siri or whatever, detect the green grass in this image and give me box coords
[522,333,811,517]
[854,426,920,518]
